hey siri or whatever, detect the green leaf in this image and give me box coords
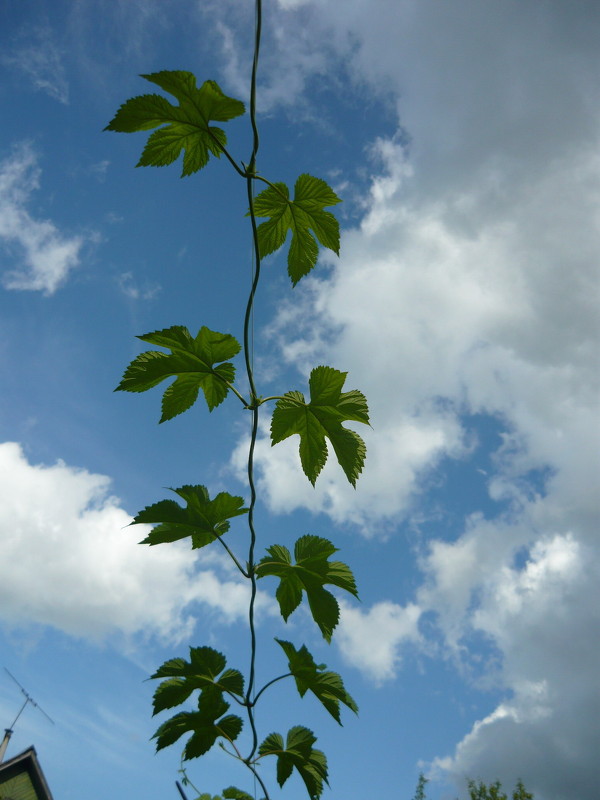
[153,686,242,760]
[116,325,241,421]
[258,726,328,800]
[152,647,245,715]
[251,174,341,285]
[258,731,284,755]
[133,485,247,549]
[218,669,246,696]
[256,535,358,641]
[276,639,358,724]
[270,365,369,486]
[105,71,245,177]
[222,788,254,800]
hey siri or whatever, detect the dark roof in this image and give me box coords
[0,746,54,800]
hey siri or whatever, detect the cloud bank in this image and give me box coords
[0,442,257,643]
[225,1,599,796]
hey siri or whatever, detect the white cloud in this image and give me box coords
[336,600,422,683]
[220,2,600,796]
[427,526,600,800]
[198,0,337,115]
[0,442,262,642]
[231,413,466,534]
[0,144,85,294]
[255,131,599,534]
[88,160,110,182]
[117,271,161,301]
[2,26,69,104]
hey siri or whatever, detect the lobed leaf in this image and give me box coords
[153,686,242,761]
[222,788,254,800]
[251,174,341,285]
[116,325,241,421]
[270,365,369,486]
[152,646,244,716]
[133,485,247,549]
[258,726,328,800]
[276,640,358,724]
[256,535,358,641]
[105,71,245,177]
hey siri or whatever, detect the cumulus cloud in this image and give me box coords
[247,133,599,550]
[221,1,600,796]
[426,525,600,800]
[336,600,422,683]
[197,0,338,116]
[0,144,85,294]
[231,412,466,533]
[2,25,69,104]
[0,442,262,642]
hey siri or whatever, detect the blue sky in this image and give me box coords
[0,2,598,799]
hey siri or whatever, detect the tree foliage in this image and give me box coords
[412,773,428,800]
[465,779,534,800]
[410,774,534,800]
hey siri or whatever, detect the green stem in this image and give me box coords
[243,0,263,769]
[220,737,245,761]
[207,367,250,408]
[247,0,261,176]
[251,672,293,706]
[246,763,271,800]
[215,537,248,578]
[224,381,251,408]
[208,131,288,207]
[250,172,289,200]
[205,128,247,179]
[244,400,259,699]
[258,394,288,405]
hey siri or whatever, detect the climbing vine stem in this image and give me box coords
[243,0,263,767]
[106,0,369,797]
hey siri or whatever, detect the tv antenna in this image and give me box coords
[0,668,54,762]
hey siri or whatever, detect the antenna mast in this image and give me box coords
[0,668,54,763]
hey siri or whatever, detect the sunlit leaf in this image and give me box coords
[105,71,245,176]
[271,366,369,486]
[116,325,240,421]
[133,484,246,549]
[251,174,341,285]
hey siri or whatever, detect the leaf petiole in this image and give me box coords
[256,394,287,405]
[250,173,288,201]
[216,538,249,579]
[205,129,247,178]
[220,379,251,408]
[251,672,293,706]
